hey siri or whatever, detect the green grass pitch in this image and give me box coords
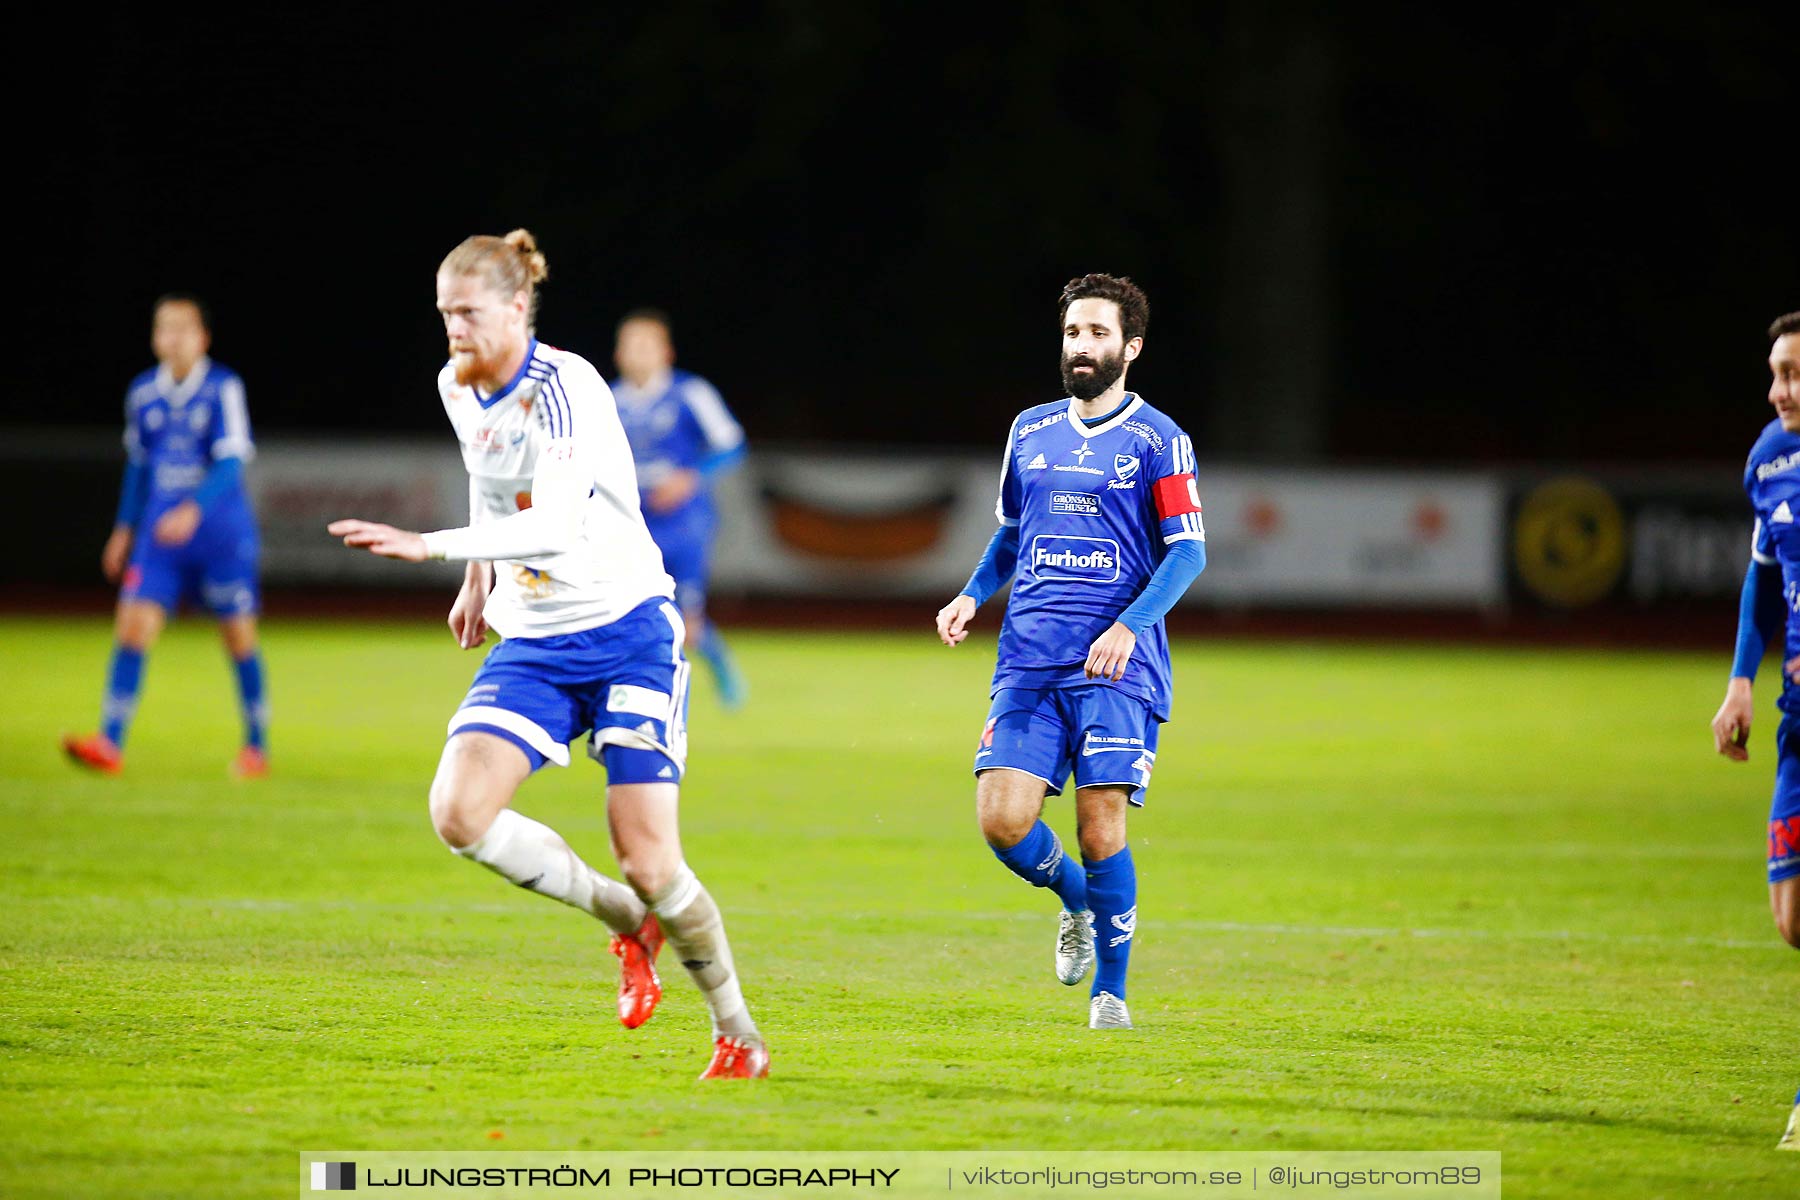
[0,616,1794,1197]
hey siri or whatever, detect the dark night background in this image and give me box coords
[19,2,1796,463]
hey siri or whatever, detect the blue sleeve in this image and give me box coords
[1731,557,1785,679]
[1118,541,1208,635]
[962,524,1021,605]
[697,443,745,479]
[114,461,148,529]
[190,456,243,513]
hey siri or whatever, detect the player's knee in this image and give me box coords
[1077,823,1126,862]
[977,805,1034,850]
[428,777,491,850]
[616,848,678,899]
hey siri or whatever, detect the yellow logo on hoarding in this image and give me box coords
[1513,477,1626,607]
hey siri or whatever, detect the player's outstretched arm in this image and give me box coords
[327,519,430,561]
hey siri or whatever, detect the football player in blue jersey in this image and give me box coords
[1710,310,1800,1150]
[612,310,748,709]
[64,295,268,778]
[936,274,1207,1029]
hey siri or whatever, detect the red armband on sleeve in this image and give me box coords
[1153,472,1203,520]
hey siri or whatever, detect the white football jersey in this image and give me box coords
[431,340,673,637]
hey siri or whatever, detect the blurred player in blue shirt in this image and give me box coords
[612,309,747,708]
[63,295,268,777]
[936,274,1207,1030]
[1709,310,1800,1150]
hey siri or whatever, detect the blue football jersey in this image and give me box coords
[992,394,1205,719]
[1744,418,1800,694]
[123,356,255,529]
[610,368,743,522]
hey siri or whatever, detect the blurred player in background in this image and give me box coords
[63,295,268,778]
[1709,309,1800,1150]
[936,274,1207,1030]
[611,310,748,708]
[329,231,767,1079]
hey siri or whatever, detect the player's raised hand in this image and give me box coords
[327,519,429,562]
[152,499,202,547]
[101,525,133,584]
[936,595,978,646]
[1711,678,1755,761]
[1085,622,1137,682]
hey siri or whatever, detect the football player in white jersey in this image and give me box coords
[329,229,767,1079]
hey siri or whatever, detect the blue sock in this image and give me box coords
[232,653,267,750]
[1084,846,1137,1000]
[698,624,746,707]
[100,646,145,748]
[991,821,1089,912]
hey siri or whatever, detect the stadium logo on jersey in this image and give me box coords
[1050,491,1100,517]
[1031,536,1120,582]
[1757,451,1800,481]
[1026,453,1048,470]
[1775,501,1795,524]
[1113,454,1140,481]
[1108,906,1136,948]
[1018,411,1067,438]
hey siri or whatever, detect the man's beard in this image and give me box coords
[451,345,493,388]
[1061,349,1126,401]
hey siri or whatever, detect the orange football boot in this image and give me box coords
[699,1035,770,1080]
[231,747,269,779]
[62,733,123,775]
[610,913,664,1029]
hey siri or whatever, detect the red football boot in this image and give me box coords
[610,913,664,1029]
[699,1035,770,1080]
[62,733,123,775]
[231,747,269,779]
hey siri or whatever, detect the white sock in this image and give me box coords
[650,864,757,1040]
[457,809,645,936]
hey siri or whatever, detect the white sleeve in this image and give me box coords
[683,377,744,453]
[422,443,588,561]
[211,375,255,462]
[421,360,602,562]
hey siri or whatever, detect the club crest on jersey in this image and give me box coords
[1031,535,1120,583]
[1113,454,1139,480]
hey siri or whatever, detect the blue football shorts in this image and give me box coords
[973,684,1161,805]
[1769,717,1800,884]
[449,596,690,785]
[122,523,260,618]
[644,508,714,621]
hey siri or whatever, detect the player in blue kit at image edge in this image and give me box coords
[937,273,1207,1030]
[611,310,747,709]
[1707,309,1800,1151]
[63,294,269,778]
